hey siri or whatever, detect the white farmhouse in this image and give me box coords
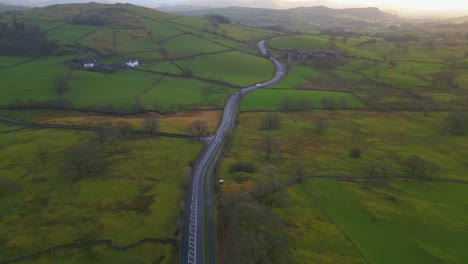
[84,63,95,68]
[126,59,139,68]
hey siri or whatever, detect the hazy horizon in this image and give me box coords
[1,0,467,17]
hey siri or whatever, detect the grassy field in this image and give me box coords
[139,76,233,112]
[114,28,159,54]
[47,24,98,44]
[0,109,222,135]
[287,178,468,264]
[79,27,115,56]
[66,70,156,109]
[273,65,322,88]
[0,56,30,67]
[163,34,229,58]
[140,18,184,41]
[219,111,468,196]
[240,89,364,110]
[0,56,71,105]
[176,51,274,86]
[0,125,203,263]
[268,35,329,50]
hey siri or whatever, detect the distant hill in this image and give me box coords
[0,2,28,12]
[176,6,398,31]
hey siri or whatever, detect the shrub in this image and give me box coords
[229,161,256,173]
[349,148,362,158]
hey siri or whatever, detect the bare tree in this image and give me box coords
[280,96,294,111]
[142,116,160,135]
[95,122,117,142]
[61,142,106,180]
[37,144,50,165]
[445,110,467,135]
[117,122,134,139]
[53,76,69,98]
[313,115,328,134]
[225,202,290,264]
[321,97,336,110]
[260,112,281,130]
[187,120,209,140]
[257,135,280,160]
[366,162,391,177]
[403,155,439,177]
[254,176,285,207]
[291,158,305,183]
[298,98,313,110]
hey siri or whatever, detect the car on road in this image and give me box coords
[256,83,262,87]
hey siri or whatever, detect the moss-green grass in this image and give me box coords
[0,56,30,67]
[139,61,182,75]
[163,34,229,58]
[297,178,468,264]
[268,35,329,50]
[140,18,184,41]
[0,126,202,262]
[66,70,156,108]
[274,65,322,88]
[47,24,98,44]
[115,28,159,54]
[240,89,364,110]
[176,51,274,86]
[0,56,70,105]
[140,76,233,112]
[219,111,468,194]
[79,27,115,56]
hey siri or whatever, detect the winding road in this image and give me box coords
[180,40,285,264]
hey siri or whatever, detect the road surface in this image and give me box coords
[180,40,285,264]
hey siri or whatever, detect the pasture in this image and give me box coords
[176,51,274,87]
[219,111,468,196]
[240,89,364,110]
[0,125,203,263]
[281,178,468,264]
[0,56,70,105]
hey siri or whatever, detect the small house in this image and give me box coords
[126,59,139,68]
[84,63,95,68]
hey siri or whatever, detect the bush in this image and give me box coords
[349,148,361,158]
[229,161,256,173]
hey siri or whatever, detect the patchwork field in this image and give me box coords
[240,89,364,110]
[0,125,203,263]
[176,51,274,87]
[275,178,468,264]
[219,111,468,196]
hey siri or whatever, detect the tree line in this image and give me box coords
[0,20,57,57]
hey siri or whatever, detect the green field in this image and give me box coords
[177,51,274,86]
[66,70,156,109]
[219,111,468,194]
[268,35,329,50]
[0,126,203,263]
[139,76,234,112]
[0,56,70,105]
[163,34,229,58]
[47,24,98,44]
[79,27,115,56]
[0,56,30,67]
[240,89,364,110]
[283,178,468,264]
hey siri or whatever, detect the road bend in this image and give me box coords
[180,40,285,264]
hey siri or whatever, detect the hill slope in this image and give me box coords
[0,3,278,113]
[178,6,399,31]
[0,2,28,12]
